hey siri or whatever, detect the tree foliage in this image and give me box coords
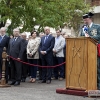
[0,0,90,34]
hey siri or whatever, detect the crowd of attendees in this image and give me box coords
[0,26,67,86]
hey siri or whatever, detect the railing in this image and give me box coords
[91,1,100,6]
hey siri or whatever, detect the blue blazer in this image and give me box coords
[0,35,9,60]
[39,34,55,58]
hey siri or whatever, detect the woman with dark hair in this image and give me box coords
[27,31,40,83]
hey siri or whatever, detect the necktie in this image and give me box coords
[44,36,48,43]
[12,38,16,45]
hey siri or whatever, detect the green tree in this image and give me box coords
[64,0,91,36]
[0,0,90,35]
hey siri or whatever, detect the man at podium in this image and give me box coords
[80,12,100,90]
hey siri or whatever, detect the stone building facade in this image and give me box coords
[86,0,100,24]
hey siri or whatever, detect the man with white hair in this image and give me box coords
[21,32,28,82]
[8,28,24,86]
[0,27,9,80]
[39,26,55,84]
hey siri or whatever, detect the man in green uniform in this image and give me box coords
[80,12,100,90]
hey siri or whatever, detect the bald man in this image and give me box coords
[39,26,55,84]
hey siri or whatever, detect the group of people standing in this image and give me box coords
[0,26,66,86]
[0,12,100,90]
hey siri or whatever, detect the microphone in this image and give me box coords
[83,25,88,33]
[83,25,89,37]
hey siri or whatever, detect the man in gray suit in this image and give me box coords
[8,28,24,86]
[80,12,100,90]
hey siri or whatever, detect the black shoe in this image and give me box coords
[22,78,25,82]
[14,81,20,86]
[6,80,8,84]
[46,80,51,84]
[9,81,16,85]
[39,80,46,83]
[39,77,42,80]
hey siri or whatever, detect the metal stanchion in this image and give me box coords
[0,47,10,87]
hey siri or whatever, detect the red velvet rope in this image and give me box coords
[9,56,65,68]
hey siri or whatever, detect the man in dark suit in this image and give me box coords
[8,28,24,86]
[0,27,9,80]
[21,32,28,82]
[39,26,55,84]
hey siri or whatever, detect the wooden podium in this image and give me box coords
[66,37,97,91]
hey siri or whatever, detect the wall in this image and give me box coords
[93,13,100,24]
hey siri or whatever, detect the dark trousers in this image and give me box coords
[28,59,38,78]
[0,59,2,78]
[7,61,11,80]
[41,57,53,81]
[5,61,9,83]
[10,59,22,82]
[38,59,42,80]
[21,60,28,79]
[97,56,100,89]
[53,57,64,78]
[63,57,65,78]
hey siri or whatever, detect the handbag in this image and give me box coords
[97,44,100,56]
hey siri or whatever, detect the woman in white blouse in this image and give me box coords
[27,31,40,83]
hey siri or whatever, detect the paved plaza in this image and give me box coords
[0,78,98,100]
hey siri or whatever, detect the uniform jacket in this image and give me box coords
[80,23,100,43]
